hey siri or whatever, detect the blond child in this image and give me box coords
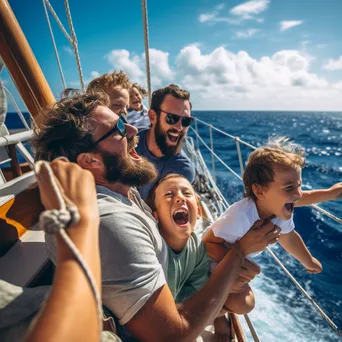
[127,83,150,130]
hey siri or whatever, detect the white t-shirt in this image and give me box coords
[209,198,294,258]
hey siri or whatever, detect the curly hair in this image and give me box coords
[243,136,305,200]
[150,84,192,112]
[87,71,131,92]
[31,91,110,162]
[131,83,148,98]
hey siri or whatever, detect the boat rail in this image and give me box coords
[190,117,342,338]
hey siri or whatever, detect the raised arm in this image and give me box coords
[202,228,228,261]
[278,230,322,274]
[296,182,342,207]
[126,220,280,342]
[26,160,101,342]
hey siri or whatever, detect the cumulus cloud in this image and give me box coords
[105,48,174,87]
[322,56,342,70]
[235,28,261,39]
[175,45,341,110]
[230,0,269,18]
[280,20,303,32]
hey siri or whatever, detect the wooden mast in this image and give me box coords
[0,0,55,120]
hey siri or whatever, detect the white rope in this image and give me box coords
[64,0,85,92]
[42,0,67,89]
[35,160,103,338]
[43,0,72,44]
[141,0,152,105]
[4,87,31,130]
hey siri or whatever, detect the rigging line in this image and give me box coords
[43,0,72,44]
[189,126,243,181]
[64,0,85,92]
[141,0,152,105]
[4,87,31,130]
[42,0,67,89]
[266,246,342,336]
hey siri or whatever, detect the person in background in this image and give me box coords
[87,71,130,116]
[136,84,195,200]
[127,83,150,130]
[32,91,280,341]
[146,173,257,342]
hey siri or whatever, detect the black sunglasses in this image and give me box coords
[93,114,128,146]
[159,110,194,127]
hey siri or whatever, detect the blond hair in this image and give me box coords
[87,71,131,92]
[243,136,305,200]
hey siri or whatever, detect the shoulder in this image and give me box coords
[273,215,295,234]
[162,152,195,181]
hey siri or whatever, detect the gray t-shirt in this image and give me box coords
[45,186,168,326]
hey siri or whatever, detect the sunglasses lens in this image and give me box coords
[165,114,179,125]
[117,117,127,136]
[182,117,193,127]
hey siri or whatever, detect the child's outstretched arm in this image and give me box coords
[202,228,228,262]
[278,231,322,274]
[296,182,342,207]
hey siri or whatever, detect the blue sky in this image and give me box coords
[3,0,342,111]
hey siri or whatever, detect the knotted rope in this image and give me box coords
[35,160,103,338]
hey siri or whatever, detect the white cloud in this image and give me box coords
[322,56,342,70]
[105,48,173,87]
[230,0,269,18]
[63,46,74,56]
[106,49,144,80]
[175,45,341,110]
[198,2,265,25]
[235,28,261,39]
[280,20,303,32]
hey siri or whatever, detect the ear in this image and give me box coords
[252,184,266,200]
[148,109,158,126]
[77,152,103,170]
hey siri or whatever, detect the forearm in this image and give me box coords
[204,241,228,261]
[297,189,337,207]
[278,231,313,265]
[175,248,243,341]
[26,218,101,342]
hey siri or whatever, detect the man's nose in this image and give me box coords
[125,123,138,138]
[174,117,183,131]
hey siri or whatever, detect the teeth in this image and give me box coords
[169,132,179,137]
[174,209,188,214]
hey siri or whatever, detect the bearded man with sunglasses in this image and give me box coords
[136,84,196,200]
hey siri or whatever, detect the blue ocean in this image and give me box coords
[6,111,342,341]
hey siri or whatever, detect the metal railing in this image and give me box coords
[190,117,342,339]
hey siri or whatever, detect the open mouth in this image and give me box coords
[284,202,294,213]
[129,147,141,161]
[172,208,189,226]
[167,132,180,143]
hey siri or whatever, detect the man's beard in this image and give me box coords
[101,138,157,186]
[154,117,185,157]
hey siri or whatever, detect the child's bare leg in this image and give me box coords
[224,284,255,315]
[213,315,234,342]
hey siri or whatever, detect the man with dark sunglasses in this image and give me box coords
[136,84,196,200]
